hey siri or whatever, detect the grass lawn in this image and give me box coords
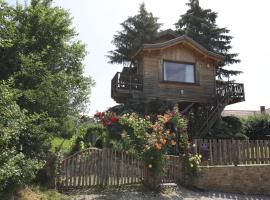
[0,186,72,200]
[51,137,72,153]
[34,186,72,200]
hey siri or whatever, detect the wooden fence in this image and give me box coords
[192,139,270,166]
[58,139,270,189]
[58,148,184,189]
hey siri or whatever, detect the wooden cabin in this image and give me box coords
[111,31,245,136]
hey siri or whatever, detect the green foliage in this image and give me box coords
[95,110,195,189]
[0,82,44,191]
[108,3,161,65]
[243,114,270,140]
[37,187,71,200]
[0,0,94,191]
[0,0,94,136]
[175,0,241,79]
[69,123,107,154]
[111,99,174,117]
[207,116,247,139]
[33,186,72,200]
[187,153,201,176]
[3,186,72,200]
[51,137,71,153]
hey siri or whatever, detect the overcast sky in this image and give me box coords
[7,0,270,114]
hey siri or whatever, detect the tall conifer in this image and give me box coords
[108,3,161,66]
[175,0,241,79]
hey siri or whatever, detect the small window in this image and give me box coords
[163,61,195,83]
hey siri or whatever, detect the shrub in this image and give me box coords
[69,123,107,154]
[243,113,270,140]
[207,116,247,139]
[0,82,44,191]
[95,110,200,189]
[187,153,202,176]
[110,99,174,116]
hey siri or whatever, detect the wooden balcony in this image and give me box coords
[216,82,245,105]
[111,72,143,103]
[111,71,245,105]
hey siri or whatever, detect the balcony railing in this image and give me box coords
[111,72,143,92]
[216,82,245,104]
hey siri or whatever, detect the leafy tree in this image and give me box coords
[108,3,161,65]
[0,81,44,191]
[206,116,247,139]
[175,0,241,79]
[0,0,94,136]
[244,114,270,140]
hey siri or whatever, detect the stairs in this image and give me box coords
[197,82,245,137]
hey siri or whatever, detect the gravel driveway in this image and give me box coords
[72,185,270,200]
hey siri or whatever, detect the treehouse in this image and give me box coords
[111,31,245,136]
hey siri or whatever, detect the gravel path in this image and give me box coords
[72,185,270,200]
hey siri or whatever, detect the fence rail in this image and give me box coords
[192,139,270,166]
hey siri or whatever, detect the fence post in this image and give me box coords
[232,139,239,166]
[232,139,236,166]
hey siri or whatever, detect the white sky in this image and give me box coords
[7,0,270,114]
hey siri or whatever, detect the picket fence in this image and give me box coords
[58,139,270,189]
[58,148,184,189]
[193,139,270,165]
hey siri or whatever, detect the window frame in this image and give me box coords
[162,60,197,85]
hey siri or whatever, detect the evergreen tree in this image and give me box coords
[108,3,161,66]
[175,0,241,79]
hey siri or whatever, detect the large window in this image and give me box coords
[163,61,195,83]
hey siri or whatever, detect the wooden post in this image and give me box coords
[218,139,222,165]
[209,139,213,165]
[232,140,238,166]
[260,140,264,164]
[228,139,232,165]
[64,159,68,187]
[255,140,259,164]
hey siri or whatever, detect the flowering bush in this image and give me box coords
[94,109,201,188]
[142,112,186,174]
[187,153,202,175]
[94,110,119,127]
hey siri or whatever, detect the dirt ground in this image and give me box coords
[71,185,270,200]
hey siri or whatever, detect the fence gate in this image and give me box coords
[58,148,185,189]
[162,155,184,184]
[58,148,144,188]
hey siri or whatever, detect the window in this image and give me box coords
[163,61,195,83]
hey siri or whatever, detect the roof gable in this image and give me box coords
[134,35,224,62]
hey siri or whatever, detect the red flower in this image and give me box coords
[104,122,110,126]
[110,117,119,123]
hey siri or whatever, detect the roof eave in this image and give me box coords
[132,35,224,62]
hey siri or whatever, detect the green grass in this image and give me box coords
[35,187,72,200]
[0,186,72,200]
[51,137,72,153]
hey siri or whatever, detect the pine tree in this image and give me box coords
[175,0,241,79]
[108,3,161,66]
